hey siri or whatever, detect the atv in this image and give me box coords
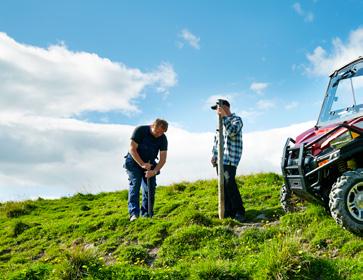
[281,57,363,236]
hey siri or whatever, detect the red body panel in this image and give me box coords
[295,125,336,145]
[294,116,363,155]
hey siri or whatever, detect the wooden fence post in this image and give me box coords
[218,102,225,219]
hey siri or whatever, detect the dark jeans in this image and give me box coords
[223,165,245,218]
[125,161,156,217]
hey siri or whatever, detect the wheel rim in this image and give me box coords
[347,182,363,222]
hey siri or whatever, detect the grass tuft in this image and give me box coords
[55,244,104,280]
[1,201,37,218]
[12,221,31,237]
[117,244,150,265]
[190,260,249,280]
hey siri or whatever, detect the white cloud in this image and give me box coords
[0,33,178,201]
[0,32,177,118]
[285,101,299,110]
[0,114,315,202]
[241,121,315,174]
[292,2,314,22]
[293,2,303,15]
[305,12,314,22]
[256,99,275,110]
[0,114,132,200]
[179,29,200,50]
[306,27,363,77]
[250,82,269,95]
[0,114,214,201]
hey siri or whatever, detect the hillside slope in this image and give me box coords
[0,173,362,279]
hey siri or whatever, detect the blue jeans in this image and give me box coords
[125,162,156,217]
[223,165,245,218]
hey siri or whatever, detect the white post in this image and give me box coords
[218,106,225,219]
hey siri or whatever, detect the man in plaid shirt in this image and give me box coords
[211,99,246,222]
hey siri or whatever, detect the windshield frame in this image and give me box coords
[317,57,363,127]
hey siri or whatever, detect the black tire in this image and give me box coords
[280,184,294,213]
[329,169,363,236]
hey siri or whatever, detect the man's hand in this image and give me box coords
[145,170,156,178]
[141,162,152,170]
[211,157,217,167]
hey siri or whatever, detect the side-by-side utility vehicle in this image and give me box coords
[281,57,363,236]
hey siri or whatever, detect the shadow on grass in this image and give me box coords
[245,206,284,222]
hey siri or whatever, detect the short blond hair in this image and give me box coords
[152,118,168,131]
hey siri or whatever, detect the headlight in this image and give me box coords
[317,130,359,168]
[330,130,356,149]
[318,150,340,167]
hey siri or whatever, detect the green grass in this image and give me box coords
[0,173,362,279]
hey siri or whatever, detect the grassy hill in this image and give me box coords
[0,173,362,279]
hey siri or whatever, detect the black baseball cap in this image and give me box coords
[211,99,230,110]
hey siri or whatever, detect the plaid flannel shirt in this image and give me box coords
[212,113,243,167]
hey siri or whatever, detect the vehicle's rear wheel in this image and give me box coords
[329,169,363,236]
[280,184,294,212]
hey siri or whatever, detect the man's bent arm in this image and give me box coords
[153,151,167,174]
[129,140,151,169]
[223,116,243,137]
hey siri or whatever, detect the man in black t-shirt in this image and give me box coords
[124,119,168,221]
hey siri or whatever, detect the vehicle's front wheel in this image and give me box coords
[329,169,363,236]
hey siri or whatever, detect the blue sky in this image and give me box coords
[3,0,363,131]
[1,0,363,200]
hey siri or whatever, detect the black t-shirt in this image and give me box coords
[130,125,168,163]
